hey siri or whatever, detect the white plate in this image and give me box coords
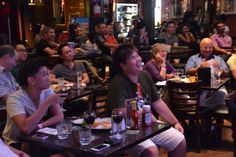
[64,83,74,87]
[72,118,111,130]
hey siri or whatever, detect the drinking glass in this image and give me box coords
[56,122,68,139]
[55,88,68,112]
[83,110,96,140]
[111,109,124,140]
[57,77,64,87]
[216,67,223,81]
[76,72,83,82]
[78,126,91,145]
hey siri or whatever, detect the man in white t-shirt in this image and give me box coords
[3,59,64,156]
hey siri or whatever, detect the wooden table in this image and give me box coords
[19,123,171,157]
[200,78,230,90]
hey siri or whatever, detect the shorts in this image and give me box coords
[126,127,185,157]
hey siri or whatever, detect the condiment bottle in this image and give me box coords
[142,105,152,127]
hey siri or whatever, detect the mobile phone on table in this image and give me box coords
[91,143,110,152]
[104,138,121,146]
[32,133,49,140]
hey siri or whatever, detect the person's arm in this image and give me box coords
[177,34,189,43]
[43,47,57,56]
[152,99,184,133]
[39,101,64,128]
[11,94,64,134]
[144,61,165,81]
[104,42,119,49]
[211,35,231,55]
[231,69,236,79]
[81,72,90,85]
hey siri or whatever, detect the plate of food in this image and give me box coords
[72,117,111,130]
[92,118,111,130]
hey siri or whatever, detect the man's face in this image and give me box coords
[99,24,106,34]
[30,66,50,90]
[200,40,214,58]
[217,23,225,34]
[167,23,175,34]
[61,46,74,61]
[15,44,28,62]
[120,50,143,75]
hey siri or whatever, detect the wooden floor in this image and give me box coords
[160,120,234,157]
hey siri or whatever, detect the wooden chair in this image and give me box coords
[167,81,208,152]
[91,86,110,117]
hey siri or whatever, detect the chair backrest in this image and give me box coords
[167,81,201,118]
[92,86,109,117]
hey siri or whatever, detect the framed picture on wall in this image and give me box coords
[220,0,236,14]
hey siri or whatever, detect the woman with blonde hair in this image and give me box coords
[144,43,175,82]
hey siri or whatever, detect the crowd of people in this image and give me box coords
[0,9,236,157]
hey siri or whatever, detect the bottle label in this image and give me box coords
[144,112,152,126]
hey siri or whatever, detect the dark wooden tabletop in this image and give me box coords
[65,84,103,102]
[19,123,171,157]
[200,78,230,90]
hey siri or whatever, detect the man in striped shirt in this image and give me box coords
[0,45,18,105]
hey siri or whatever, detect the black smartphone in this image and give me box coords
[91,143,110,152]
[104,138,121,146]
[32,133,49,140]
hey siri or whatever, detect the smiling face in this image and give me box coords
[120,50,143,75]
[200,38,214,58]
[45,28,56,41]
[167,23,176,34]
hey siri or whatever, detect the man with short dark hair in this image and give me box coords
[210,22,232,57]
[51,43,89,84]
[109,44,186,157]
[11,41,28,80]
[0,45,18,104]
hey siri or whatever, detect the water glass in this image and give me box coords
[76,72,82,82]
[58,77,64,87]
[65,120,73,134]
[79,126,91,145]
[56,122,68,139]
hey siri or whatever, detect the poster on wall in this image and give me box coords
[94,0,102,17]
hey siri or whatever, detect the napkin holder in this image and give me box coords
[198,67,211,86]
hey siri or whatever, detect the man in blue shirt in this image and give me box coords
[185,38,229,110]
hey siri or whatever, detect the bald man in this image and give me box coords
[185,38,229,111]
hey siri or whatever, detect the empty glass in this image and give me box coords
[56,122,68,139]
[79,126,91,145]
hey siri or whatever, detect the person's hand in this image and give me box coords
[155,54,165,65]
[166,73,175,79]
[44,94,66,107]
[213,60,220,68]
[173,122,184,134]
[200,61,210,68]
